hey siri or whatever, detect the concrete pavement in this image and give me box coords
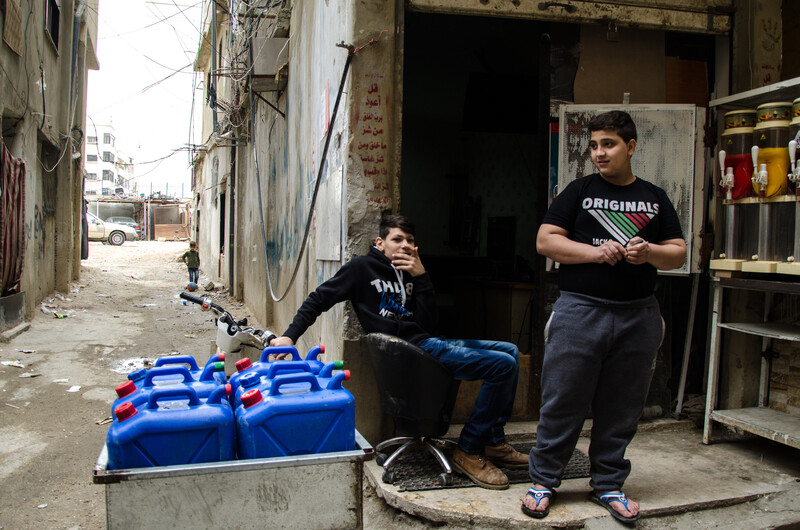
[363,420,800,528]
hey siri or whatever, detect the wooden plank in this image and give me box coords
[776,262,800,276]
[709,259,746,271]
[741,261,780,274]
[710,407,800,449]
[406,0,732,35]
[154,224,190,240]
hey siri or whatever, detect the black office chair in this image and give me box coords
[365,332,461,486]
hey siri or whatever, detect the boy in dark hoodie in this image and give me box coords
[270,213,526,489]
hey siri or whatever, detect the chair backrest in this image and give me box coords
[365,333,460,437]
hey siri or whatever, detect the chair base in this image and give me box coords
[375,436,458,486]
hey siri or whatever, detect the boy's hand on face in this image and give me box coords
[392,246,425,277]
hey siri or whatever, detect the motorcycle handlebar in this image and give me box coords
[179,291,224,313]
[180,292,204,305]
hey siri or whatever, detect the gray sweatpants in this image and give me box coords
[529,291,664,492]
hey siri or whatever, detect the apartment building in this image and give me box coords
[84,124,136,198]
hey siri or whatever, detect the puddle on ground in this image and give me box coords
[110,358,154,375]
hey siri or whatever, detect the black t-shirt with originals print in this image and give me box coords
[542,173,684,301]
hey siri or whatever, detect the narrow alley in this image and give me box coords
[0,241,257,529]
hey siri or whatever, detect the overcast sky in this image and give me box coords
[86,0,203,198]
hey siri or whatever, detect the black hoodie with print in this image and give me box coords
[282,246,437,345]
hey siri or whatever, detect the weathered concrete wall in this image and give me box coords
[236,104,282,325]
[194,147,227,282]
[229,0,399,442]
[0,0,96,318]
[265,0,353,344]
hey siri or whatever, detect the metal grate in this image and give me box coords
[386,441,590,492]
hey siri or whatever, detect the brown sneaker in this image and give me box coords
[485,442,529,470]
[451,448,509,490]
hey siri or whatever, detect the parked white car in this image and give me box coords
[86,212,138,245]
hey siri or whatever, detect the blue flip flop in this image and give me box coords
[521,487,556,519]
[589,491,640,524]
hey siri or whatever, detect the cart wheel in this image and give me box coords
[382,469,396,484]
[375,453,387,466]
[436,472,452,487]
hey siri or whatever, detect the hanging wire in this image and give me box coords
[250,33,383,302]
[250,41,353,302]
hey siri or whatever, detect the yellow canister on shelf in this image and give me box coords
[753,120,791,196]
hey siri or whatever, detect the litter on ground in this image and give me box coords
[1,360,25,368]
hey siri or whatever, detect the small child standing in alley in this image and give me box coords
[181,241,200,285]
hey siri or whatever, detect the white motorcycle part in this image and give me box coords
[215,317,273,354]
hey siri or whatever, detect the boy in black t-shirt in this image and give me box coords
[270,214,528,490]
[522,111,686,523]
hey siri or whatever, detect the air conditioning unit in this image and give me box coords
[251,37,289,92]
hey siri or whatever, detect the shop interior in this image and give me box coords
[399,11,717,421]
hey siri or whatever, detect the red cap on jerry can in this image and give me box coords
[115,380,137,398]
[235,358,252,372]
[241,388,263,408]
[114,402,138,422]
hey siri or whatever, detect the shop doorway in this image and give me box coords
[400,12,566,421]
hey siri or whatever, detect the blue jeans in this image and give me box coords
[188,268,199,283]
[418,337,520,455]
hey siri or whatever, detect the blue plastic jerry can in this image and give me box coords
[229,360,348,408]
[228,345,301,394]
[303,345,326,373]
[230,361,315,408]
[111,365,224,416]
[235,371,355,460]
[154,353,226,383]
[316,361,348,387]
[127,368,147,384]
[110,368,148,410]
[106,385,235,470]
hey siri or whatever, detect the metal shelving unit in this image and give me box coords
[703,79,800,449]
[710,76,800,109]
[703,277,800,449]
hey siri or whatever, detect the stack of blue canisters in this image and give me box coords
[105,346,355,470]
[106,353,232,470]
